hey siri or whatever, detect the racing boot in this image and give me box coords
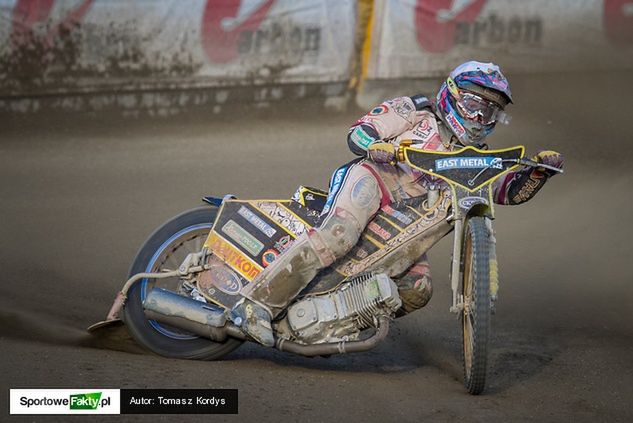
[394,256,434,315]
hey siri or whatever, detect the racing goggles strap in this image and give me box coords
[456,91,511,125]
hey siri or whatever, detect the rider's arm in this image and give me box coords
[492,151,564,205]
[347,95,428,156]
[492,168,549,205]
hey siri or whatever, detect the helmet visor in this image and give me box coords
[455,91,510,125]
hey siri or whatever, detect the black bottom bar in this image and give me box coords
[120,389,238,414]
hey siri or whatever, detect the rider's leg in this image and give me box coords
[394,253,433,314]
[233,161,389,346]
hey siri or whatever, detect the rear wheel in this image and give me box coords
[460,216,492,395]
[123,206,243,360]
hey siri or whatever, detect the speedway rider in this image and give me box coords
[233,61,564,346]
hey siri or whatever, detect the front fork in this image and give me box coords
[449,218,464,314]
[448,215,497,315]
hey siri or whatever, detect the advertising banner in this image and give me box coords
[0,0,356,96]
[367,0,633,79]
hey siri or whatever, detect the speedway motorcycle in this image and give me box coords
[89,143,562,395]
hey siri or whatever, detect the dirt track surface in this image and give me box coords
[1,71,632,422]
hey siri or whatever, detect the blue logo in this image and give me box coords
[458,196,489,209]
[322,166,348,215]
[208,265,242,295]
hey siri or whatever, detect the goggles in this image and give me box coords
[455,91,511,125]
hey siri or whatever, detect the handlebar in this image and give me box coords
[513,158,564,174]
[395,141,563,175]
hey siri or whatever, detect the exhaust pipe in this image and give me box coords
[143,288,389,356]
[274,316,390,357]
[143,288,245,342]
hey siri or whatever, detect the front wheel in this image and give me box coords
[460,216,493,395]
[123,206,243,360]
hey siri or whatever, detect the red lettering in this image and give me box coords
[11,0,94,49]
[201,0,275,63]
[382,205,395,214]
[414,0,486,53]
[210,234,261,279]
[368,222,391,240]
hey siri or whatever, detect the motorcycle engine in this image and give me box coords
[282,273,402,345]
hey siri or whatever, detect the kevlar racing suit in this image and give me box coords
[240,95,558,322]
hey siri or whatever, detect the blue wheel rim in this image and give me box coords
[140,223,212,340]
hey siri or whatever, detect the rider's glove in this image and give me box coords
[533,150,564,176]
[367,142,396,164]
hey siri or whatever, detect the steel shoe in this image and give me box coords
[231,299,274,347]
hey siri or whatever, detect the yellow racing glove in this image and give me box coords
[367,142,396,164]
